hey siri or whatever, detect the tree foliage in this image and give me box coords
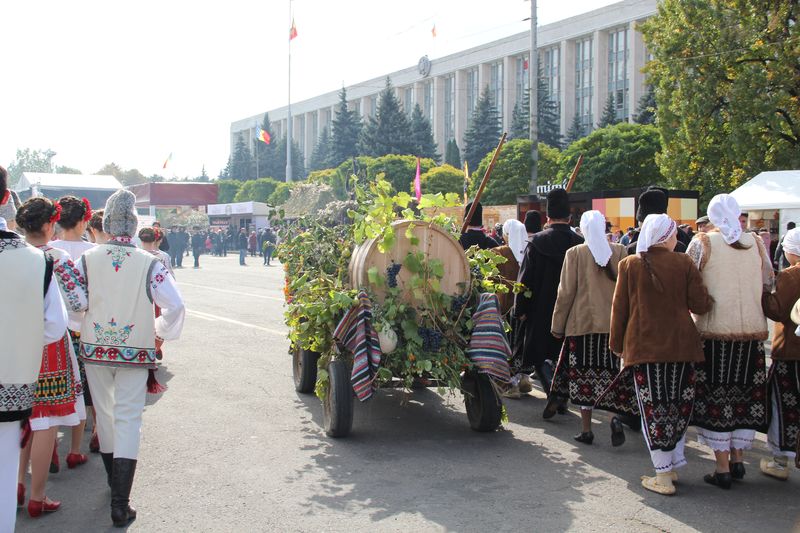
[55,165,82,174]
[418,164,464,196]
[272,135,305,182]
[309,167,348,200]
[97,163,123,179]
[509,80,562,148]
[254,113,279,179]
[234,177,281,203]
[557,123,663,192]
[364,154,435,194]
[598,94,619,128]
[470,139,560,205]
[463,87,501,173]
[634,85,656,125]
[268,182,295,205]
[230,134,254,181]
[308,126,332,171]
[444,139,461,168]
[641,0,800,200]
[216,179,241,203]
[564,113,584,145]
[6,148,56,185]
[409,104,439,161]
[330,88,362,167]
[359,78,415,157]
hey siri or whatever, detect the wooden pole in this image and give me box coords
[461,132,508,234]
[564,153,584,193]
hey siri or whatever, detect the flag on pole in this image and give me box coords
[431,24,437,38]
[414,157,422,201]
[163,152,172,169]
[257,126,271,144]
[289,18,298,40]
[463,161,470,203]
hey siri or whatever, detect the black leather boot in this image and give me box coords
[100,453,113,488]
[110,458,137,527]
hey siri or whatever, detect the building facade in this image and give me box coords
[231,0,656,169]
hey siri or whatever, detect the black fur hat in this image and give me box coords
[464,201,483,227]
[524,210,542,234]
[546,188,570,220]
[636,187,668,223]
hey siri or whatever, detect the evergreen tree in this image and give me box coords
[195,165,209,182]
[254,113,279,178]
[230,134,254,181]
[507,78,562,148]
[308,126,333,171]
[565,113,584,145]
[598,94,619,128]
[510,101,528,140]
[634,85,656,125]
[463,87,501,172]
[409,104,439,161]
[218,156,231,180]
[272,135,306,182]
[358,78,415,157]
[444,139,461,168]
[330,87,362,167]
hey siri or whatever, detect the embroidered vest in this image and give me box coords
[0,237,47,421]
[692,231,769,340]
[80,242,158,368]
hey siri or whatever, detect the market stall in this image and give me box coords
[730,171,800,238]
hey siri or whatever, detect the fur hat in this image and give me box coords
[546,188,570,220]
[636,187,668,223]
[103,189,138,237]
[464,201,483,227]
[524,210,542,234]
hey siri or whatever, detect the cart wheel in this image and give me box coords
[463,371,502,432]
[323,359,354,438]
[292,348,319,394]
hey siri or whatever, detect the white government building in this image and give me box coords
[230,0,657,168]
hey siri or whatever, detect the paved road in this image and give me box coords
[16,254,800,532]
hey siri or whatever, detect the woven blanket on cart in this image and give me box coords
[333,291,382,402]
[466,293,511,384]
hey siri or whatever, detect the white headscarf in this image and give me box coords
[783,228,800,257]
[502,218,527,264]
[707,193,742,245]
[636,213,677,254]
[579,210,612,267]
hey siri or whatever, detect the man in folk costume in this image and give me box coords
[515,188,583,401]
[761,227,800,480]
[63,189,185,527]
[0,216,68,533]
[459,201,500,250]
[626,187,691,255]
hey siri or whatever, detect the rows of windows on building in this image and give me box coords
[260,28,633,150]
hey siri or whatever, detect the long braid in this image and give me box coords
[640,251,664,292]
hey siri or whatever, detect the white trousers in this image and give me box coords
[0,421,21,533]
[85,365,147,459]
[697,428,755,452]
[768,394,798,459]
[641,418,688,474]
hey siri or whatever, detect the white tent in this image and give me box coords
[730,171,800,236]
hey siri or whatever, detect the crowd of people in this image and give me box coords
[160,225,277,269]
[0,165,186,531]
[463,186,799,496]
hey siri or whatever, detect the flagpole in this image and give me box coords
[286,0,293,183]
[254,122,260,179]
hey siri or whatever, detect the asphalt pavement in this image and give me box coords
[15,252,800,533]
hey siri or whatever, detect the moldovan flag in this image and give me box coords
[414,157,422,201]
[289,19,298,40]
[257,126,271,144]
[463,161,470,203]
[163,153,172,169]
[431,24,437,38]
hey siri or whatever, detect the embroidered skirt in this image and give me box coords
[768,360,800,455]
[633,362,696,452]
[550,334,620,406]
[69,330,92,407]
[30,333,79,429]
[691,339,768,433]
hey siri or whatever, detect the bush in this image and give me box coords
[416,164,464,196]
[234,178,281,203]
[217,179,241,203]
[364,154,436,194]
[470,139,560,205]
[268,182,294,205]
[309,168,348,200]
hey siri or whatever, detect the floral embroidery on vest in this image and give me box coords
[93,318,134,345]
[107,246,132,272]
[53,258,86,312]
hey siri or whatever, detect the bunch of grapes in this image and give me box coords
[450,294,469,313]
[386,262,402,288]
[419,327,443,352]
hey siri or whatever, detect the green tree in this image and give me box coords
[564,113,584,145]
[310,167,349,200]
[508,80,562,148]
[55,165,81,174]
[463,87,501,173]
[255,113,281,179]
[598,94,619,128]
[641,0,800,200]
[470,139,560,205]
[444,139,461,168]
[218,157,231,180]
[7,148,56,185]
[216,179,241,203]
[417,164,464,196]
[409,104,439,161]
[556,123,663,192]
[364,154,435,194]
[272,136,305,182]
[330,88,362,167]
[121,168,147,186]
[97,163,123,179]
[359,78,415,157]
[230,134,254,181]
[308,126,332,171]
[193,165,210,182]
[234,178,281,202]
[268,182,294,205]
[634,85,656,125]
[510,101,528,140]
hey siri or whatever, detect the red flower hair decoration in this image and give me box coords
[50,203,62,224]
[82,197,92,221]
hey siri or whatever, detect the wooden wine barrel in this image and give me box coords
[348,220,470,304]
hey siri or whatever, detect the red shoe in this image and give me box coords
[89,433,100,453]
[17,483,24,507]
[28,497,61,517]
[49,442,60,474]
[66,453,88,469]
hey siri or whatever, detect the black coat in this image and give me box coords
[459,229,500,251]
[515,224,584,368]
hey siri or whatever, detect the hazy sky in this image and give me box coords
[1,0,620,180]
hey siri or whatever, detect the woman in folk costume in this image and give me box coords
[686,194,773,489]
[608,214,712,495]
[50,196,98,456]
[14,198,85,517]
[760,227,800,480]
[548,211,628,445]
[492,219,534,397]
[0,216,68,532]
[62,189,185,527]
